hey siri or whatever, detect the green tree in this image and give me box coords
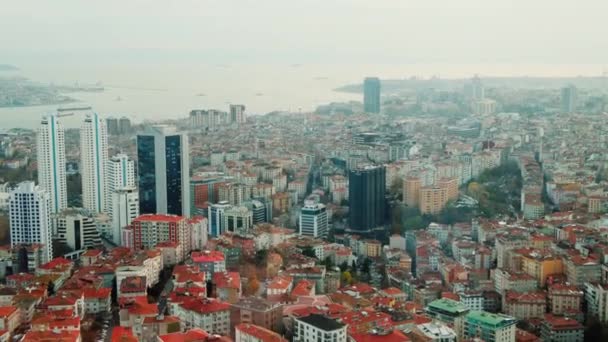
[404,216,425,231]
[341,271,352,285]
[302,246,317,258]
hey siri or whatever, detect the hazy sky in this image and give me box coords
[2,0,608,65]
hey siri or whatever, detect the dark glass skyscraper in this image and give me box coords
[348,165,386,234]
[137,125,190,217]
[363,77,381,113]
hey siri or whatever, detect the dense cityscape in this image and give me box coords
[0,72,607,342]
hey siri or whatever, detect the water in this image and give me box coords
[0,62,604,129]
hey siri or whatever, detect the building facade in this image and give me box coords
[37,114,67,213]
[348,165,386,234]
[9,182,53,263]
[137,125,190,217]
[80,113,108,213]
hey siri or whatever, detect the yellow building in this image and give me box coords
[437,177,459,201]
[516,248,564,286]
[419,186,448,215]
[404,176,421,207]
[365,239,382,258]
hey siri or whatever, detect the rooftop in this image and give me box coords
[466,310,517,327]
[236,323,287,342]
[297,313,345,331]
[427,298,469,315]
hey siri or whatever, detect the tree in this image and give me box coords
[255,249,268,264]
[322,257,334,269]
[404,216,425,231]
[361,258,372,274]
[302,246,317,258]
[390,178,403,198]
[341,271,352,285]
[247,276,261,296]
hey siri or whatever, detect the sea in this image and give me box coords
[0,62,604,129]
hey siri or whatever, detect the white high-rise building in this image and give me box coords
[81,113,109,213]
[299,202,328,238]
[9,182,53,263]
[37,114,67,213]
[110,187,139,245]
[106,154,135,213]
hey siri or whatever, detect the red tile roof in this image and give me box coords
[82,249,103,257]
[39,257,73,270]
[0,306,17,317]
[134,214,185,223]
[23,330,80,342]
[291,280,315,297]
[112,327,138,342]
[159,328,210,342]
[236,323,287,342]
[349,330,410,342]
[192,250,225,263]
[180,298,231,314]
[83,287,111,299]
[213,272,240,289]
[267,275,293,290]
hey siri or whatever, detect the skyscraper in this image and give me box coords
[363,77,381,113]
[230,104,246,124]
[561,85,577,113]
[9,182,53,263]
[81,113,108,213]
[348,165,386,234]
[37,114,67,213]
[299,202,328,238]
[137,125,190,217]
[106,154,136,211]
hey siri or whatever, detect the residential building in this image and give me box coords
[464,311,517,342]
[548,283,582,315]
[130,214,191,260]
[425,298,470,340]
[37,114,67,213]
[192,251,226,279]
[9,182,53,263]
[235,323,287,342]
[230,297,284,334]
[106,153,136,211]
[172,298,231,335]
[80,113,108,213]
[540,314,583,342]
[110,187,139,245]
[293,314,347,342]
[503,291,546,320]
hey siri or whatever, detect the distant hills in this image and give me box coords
[336,76,608,94]
[0,64,18,71]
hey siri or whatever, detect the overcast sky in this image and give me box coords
[2,0,608,65]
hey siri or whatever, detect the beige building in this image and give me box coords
[404,176,421,207]
[419,186,448,215]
